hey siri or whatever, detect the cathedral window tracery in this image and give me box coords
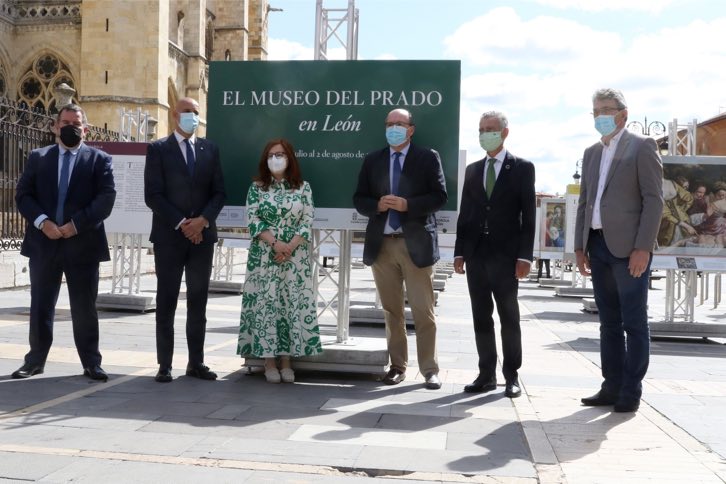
[17,53,75,111]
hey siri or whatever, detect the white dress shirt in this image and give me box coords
[591,128,625,229]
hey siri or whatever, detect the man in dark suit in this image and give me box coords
[144,97,226,383]
[353,108,447,390]
[13,103,116,381]
[454,111,536,398]
[575,88,663,413]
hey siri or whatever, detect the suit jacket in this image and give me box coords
[353,143,447,268]
[144,134,226,245]
[574,129,664,258]
[15,143,116,264]
[454,151,536,262]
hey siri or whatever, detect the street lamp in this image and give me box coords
[627,116,670,155]
[627,116,666,137]
[573,159,582,184]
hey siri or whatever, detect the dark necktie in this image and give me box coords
[486,158,496,196]
[56,150,71,223]
[389,152,402,230]
[184,138,196,176]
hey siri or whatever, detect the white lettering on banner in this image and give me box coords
[321,114,361,132]
[223,90,443,108]
[326,90,365,106]
[250,90,321,106]
[369,90,443,106]
[222,91,246,106]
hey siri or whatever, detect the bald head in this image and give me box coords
[174,97,200,137]
[384,108,415,149]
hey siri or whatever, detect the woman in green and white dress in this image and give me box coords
[238,139,322,383]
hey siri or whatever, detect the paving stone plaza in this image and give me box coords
[1,253,725,483]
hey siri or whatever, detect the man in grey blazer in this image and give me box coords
[574,88,663,413]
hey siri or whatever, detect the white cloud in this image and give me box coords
[532,0,676,13]
[444,7,621,69]
[268,38,349,60]
[268,38,313,60]
[450,10,726,192]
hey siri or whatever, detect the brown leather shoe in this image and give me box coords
[382,368,405,385]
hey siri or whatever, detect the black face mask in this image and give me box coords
[59,125,83,148]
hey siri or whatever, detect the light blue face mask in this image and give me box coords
[179,112,199,134]
[594,115,617,136]
[386,125,408,146]
[479,131,503,152]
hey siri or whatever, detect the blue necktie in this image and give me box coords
[56,150,71,223]
[184,138,196,176]
[389,152,402,230]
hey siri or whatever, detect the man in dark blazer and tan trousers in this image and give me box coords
[144,97,226,383]
[454,111,536,399]
[575,88,663,413]
[13,103,115,381]
[354,108,447,390]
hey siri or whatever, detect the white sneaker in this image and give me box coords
[280,368,295,383]
[264,368,281,383]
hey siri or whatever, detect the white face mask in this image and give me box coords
[267,155,288,174]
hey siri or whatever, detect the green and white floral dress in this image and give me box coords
[237,179,322,358]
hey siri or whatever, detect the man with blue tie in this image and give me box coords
[353,108,448,389]
[13,104,116,381]
[454,111,536,398]
[144,97,226,383]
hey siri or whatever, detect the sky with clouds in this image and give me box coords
[266,0,726,194]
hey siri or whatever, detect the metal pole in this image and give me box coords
[337,230,352,342]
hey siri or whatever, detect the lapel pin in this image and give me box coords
[505,164,511,170]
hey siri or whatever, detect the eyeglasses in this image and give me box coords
[385,122,411,128]
[268,152,286,159]
[591,107,622,117]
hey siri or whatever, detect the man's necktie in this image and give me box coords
[389,151,402,230]
[184,138,196,176]
[486,158,496,196]
[56,150,71,223]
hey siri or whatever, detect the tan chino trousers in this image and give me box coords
[371,237,439,376]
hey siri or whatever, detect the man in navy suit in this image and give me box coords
[13,104,116,381]
[454,111,536,398]
[353,108,448,390]
[144,97,226,383]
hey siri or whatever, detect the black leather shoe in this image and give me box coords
[186,364,217,380]
[424,373,441,390]
[83,365,108,382]
[464,376,497,393]
[505,380,522,398]
[614,399,640,413]
[11,362,44,379]
[581,391,617,406]
[155,367,173,383]
[382,368,406,385]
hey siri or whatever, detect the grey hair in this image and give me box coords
[592,88,627,110]
[480,111,508,129]
[56,103,88,126]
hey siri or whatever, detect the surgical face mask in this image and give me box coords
[178,112,199,134]
[594,115,617,137]
[267,154,288,174]
[479,131,502,152]
[59,124,83,148]
[385,125,408,146]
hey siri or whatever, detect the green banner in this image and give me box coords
[207,60,460,230]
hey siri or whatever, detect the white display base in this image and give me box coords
[243,336,388,374]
